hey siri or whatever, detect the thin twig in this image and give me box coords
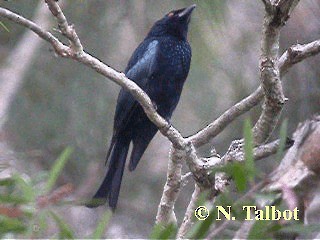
[279,39,320,76]
[44,0,83,53]
[188,87,264,148]
[0,7,69,55]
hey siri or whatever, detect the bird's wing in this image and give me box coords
[106,40,159,162]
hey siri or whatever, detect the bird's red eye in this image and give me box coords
[168,12,174,17]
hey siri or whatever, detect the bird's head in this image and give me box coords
[147,4,196,40]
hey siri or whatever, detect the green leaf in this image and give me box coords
[0,194,28,204]
[45,147,73,193]
[50,211,74,239]
[0,216,26,236]
[210,161,247,192]
[13,175,34,202]
[187,194,234,239]
[188,207,217,239]
[279,223,320,235]
[0,21,10,32]
[92,210,112,239]
[232,162,247,192]
[248,219,280,239]
[276,119,288,161]
[25,210,47,238]
[0,178,15,187]
[243,119,255,183]
[150,223,177,239]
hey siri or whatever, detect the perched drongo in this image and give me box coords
[87,4,195,209]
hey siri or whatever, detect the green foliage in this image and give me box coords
[187,191,229,239]
[0,177,15,186]
[210,162,247,193]
[208,119,258,193]
[279,223,320,235]
[150,223,177,239]
[187,119,307,238]
[92,210,112,239]
[0,148,112,238]
[50,211,74,239]
[248,219,281,239]
[231,162,248,192]
[0,21,10,32]
[0,216,26,236]
[45,147,73,193]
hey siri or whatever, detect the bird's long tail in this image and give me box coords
[86,136,130,209]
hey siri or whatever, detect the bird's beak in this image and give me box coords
[178,4,196,21]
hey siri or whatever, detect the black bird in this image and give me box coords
[87,4,195,209]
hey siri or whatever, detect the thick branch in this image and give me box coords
[156,142,216,225]
[252,0,298,145]
[156,147,184,225]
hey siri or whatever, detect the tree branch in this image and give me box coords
[252,0,299,145]
[0,3,192,225]
[188,87,263,148]
[156,147,184,225]
[44,0,83,53]
[188,36,320,149]
[265,116,320,192]
[1,2,320,237]
[176,184,201,239]
[279,39,320,76]
[0,6,69,56]
[222,139,282,163]
[233,116,320,239]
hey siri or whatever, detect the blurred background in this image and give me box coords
[0,0,319,238]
